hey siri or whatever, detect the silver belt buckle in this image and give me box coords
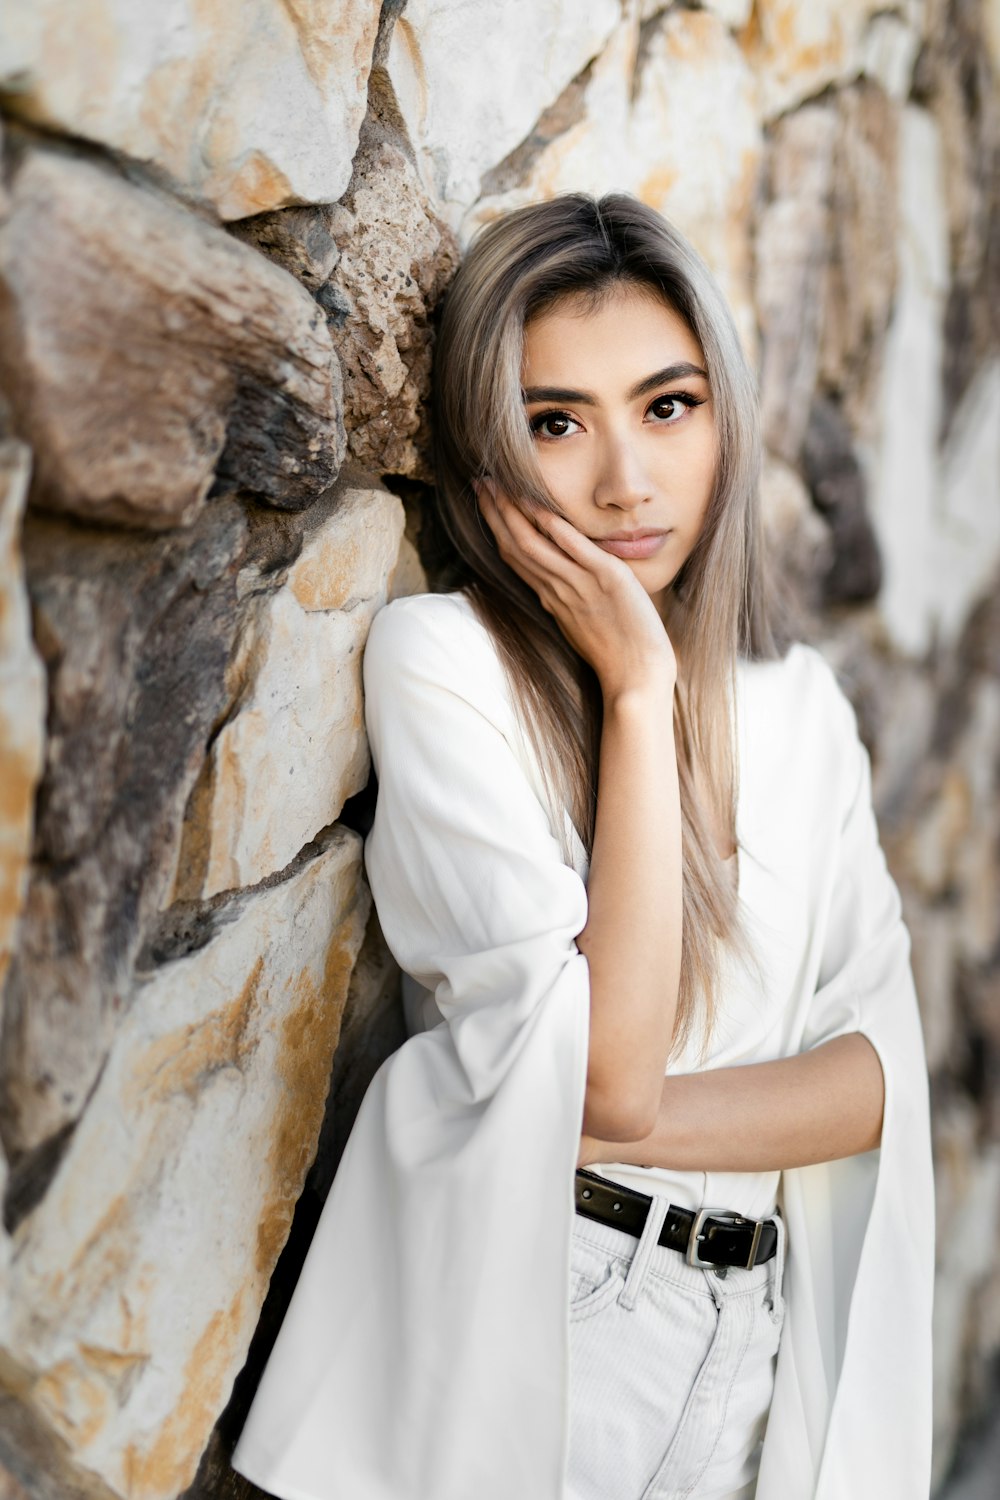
[687,1208,764,1270]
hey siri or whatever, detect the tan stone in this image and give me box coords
[174,486,404,900]
[624,7,764,361]
[0,144,344,529]
[467,9,762,361]
[817,86,900,444]
[755,104,839,463]
[0,1,381,219]
[0,827,369,1499]
[739,0,886,120]
[0,441,45,1007]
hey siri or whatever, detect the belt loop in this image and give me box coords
[767,1209,786,1316]
[617,1194,670,1312]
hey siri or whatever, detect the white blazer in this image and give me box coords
[231,588,935,1500]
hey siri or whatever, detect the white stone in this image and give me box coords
[0,828,368,1499]
[387,0,620,221]
[186,487,405,899]
[862,11,922,102]
[935,361,1000,649]
[870,106,950,657]
[461,8,638,243]
[0,442,46,1009]
[0,0,381,219]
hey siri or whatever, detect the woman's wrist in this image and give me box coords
[600,661,677,710]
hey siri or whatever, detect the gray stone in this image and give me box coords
[0,142,345,530]
[755,104,838,465]
[0,499,248,1169]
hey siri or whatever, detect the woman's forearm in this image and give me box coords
[577,676,683,1143]
[579,1032,885,1172]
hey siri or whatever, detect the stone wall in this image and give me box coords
[0,2,996,1496]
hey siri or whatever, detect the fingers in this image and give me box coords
[478,482,603,589]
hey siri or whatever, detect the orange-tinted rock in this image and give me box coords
[2,829,367,1499]
[0,442,45,1009]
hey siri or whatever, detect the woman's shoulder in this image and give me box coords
[363,588,514,722]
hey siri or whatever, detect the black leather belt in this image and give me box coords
[575,1168,778,1271]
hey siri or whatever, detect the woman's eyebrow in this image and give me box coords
[522,362,709,406]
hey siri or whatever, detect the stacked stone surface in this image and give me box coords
[0,2,997,1496]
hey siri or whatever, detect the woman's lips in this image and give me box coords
[593,531,670,560]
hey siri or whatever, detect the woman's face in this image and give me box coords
[520,282,717,614]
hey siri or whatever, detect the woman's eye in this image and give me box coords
[647,392,704,424]
[529,411,581,440]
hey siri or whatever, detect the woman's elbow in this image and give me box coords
[583,1080,659,1144]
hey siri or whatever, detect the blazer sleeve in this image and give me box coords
[757,657,935,1500]
[230,591,592,1500]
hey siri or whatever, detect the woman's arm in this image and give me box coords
[479,488,682,1143]
[578,1031,885,1172]
[576,678,682,1142]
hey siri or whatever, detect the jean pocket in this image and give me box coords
[569,1232,628,1322]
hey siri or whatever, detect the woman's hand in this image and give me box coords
[477,482,676,700]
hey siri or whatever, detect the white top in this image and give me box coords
[232,588,935,1500]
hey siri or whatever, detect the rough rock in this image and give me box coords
[0,142,345,529]
[0,441,45,1006]
[323,134,460,478]
[386,0,620,220]
[172,484,405,900]
[0,0,381,220]
[0,499,248,1171]
[0,827,368,1500]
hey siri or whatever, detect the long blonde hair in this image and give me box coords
[428,192,782,1055]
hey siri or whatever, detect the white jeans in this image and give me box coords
[566,1192,787,1500]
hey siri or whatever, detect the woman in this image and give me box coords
[231,194,934,1500]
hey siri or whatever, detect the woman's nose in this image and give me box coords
[592,433,651,511]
